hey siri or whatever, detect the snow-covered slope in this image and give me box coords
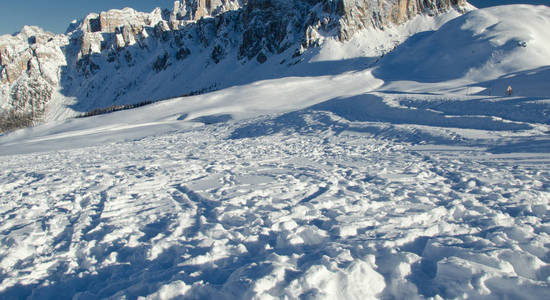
[375,4,550,91]
[0,3,550,300]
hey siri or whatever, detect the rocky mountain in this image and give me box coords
[0,0,468,130]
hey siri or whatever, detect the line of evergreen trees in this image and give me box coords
[0,109,35,133]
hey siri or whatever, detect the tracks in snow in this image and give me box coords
[0,117,549,299]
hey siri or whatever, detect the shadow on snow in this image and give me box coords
[229,93,545,141]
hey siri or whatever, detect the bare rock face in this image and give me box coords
[69,7,165,59]
[303,0,468,45]
[0,0,469,130]
[77,7,164,34]
[171,0,244,26]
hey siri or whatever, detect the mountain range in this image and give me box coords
[0,0,468,130]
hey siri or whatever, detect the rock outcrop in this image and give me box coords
[0,0,469,130]
[171,0,244,27]
[320,0,468,41]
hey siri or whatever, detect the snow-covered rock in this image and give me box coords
[0,26,68,119]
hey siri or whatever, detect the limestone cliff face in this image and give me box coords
[0,0,468,128]
[305,0,468,43]
[67,7,165,59]
[171,0,244,26]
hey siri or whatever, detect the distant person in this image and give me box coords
[506,85,513,96]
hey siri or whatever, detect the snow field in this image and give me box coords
[1,116,549,298]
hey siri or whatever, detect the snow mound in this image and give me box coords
[375,5,550,86]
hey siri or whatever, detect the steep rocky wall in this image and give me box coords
[171,0,244,26]
[306,0,468,41]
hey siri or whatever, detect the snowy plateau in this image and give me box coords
[1,1,550,300]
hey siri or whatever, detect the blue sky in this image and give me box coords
[0,1,175,35]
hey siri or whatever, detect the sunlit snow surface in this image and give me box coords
[1,5,550,299]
